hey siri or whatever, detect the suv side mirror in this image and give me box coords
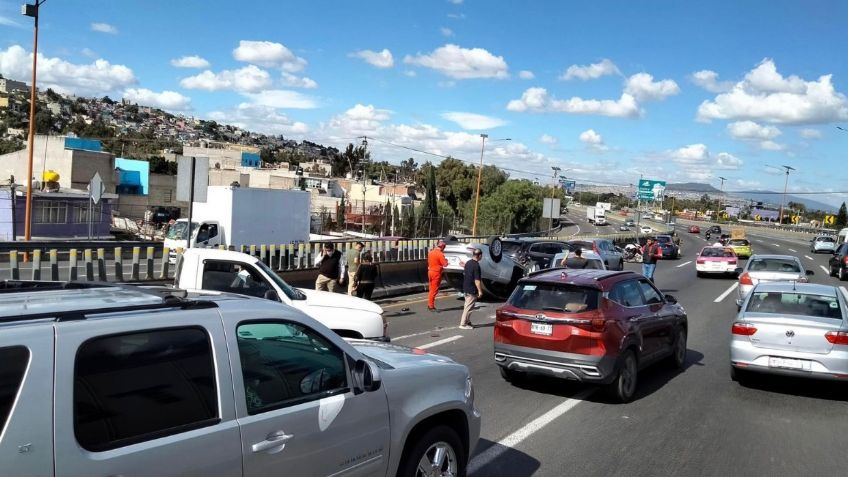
[806,269,815,276]
[352,359,381,395]
[263,289,281,302]
[664,294,678,304]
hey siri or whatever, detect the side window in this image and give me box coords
[207,224,218,240]
[609,280,645,307]
[637,279,664,305]
[0,346,29,432]
[528,243,545,254]
[74,328,218,452]
[202,261,270,298]
[237,321,348,415]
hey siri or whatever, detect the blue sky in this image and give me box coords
[2,0,847,206]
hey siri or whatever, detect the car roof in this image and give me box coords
[752,282,838,296]
[749,254,801,261]
[524,269,634,288]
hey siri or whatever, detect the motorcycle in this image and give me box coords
[623,243,643,263]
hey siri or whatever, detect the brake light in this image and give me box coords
[696,259,705,264]
[728,260,737,265]
[844,256,848,265]
[591,319,606,332]
[593,242,599,254]
[825,331,848,345]
[739,272,753,286]
[732,322,757,336]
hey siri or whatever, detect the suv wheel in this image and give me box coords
[607,350,638,403]
[487,236,503,263]
[399,425,466,477]
[669,329,687,369]
[839,266,847,282]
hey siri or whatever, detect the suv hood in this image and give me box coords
[350,341,456,369]
[295,288,383,315]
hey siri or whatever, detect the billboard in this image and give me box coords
[560,179,576,194]
[637,179,666,201]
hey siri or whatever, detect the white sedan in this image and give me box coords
[640,225,653,234]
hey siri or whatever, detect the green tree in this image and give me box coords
[338,195,346,229]
[392,204,401,236]
[418,163,439,236]
[331,143,369,177]
[476,180,545,234]
[398,157,418,182]
[836,202,847,229]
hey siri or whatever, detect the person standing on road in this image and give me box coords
[427,239,448,312]
[641,238,662,282]
[459,248,483,330]
[354,253,379,300]
[315,243,344,292]
[345,242,364,295]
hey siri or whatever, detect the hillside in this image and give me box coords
[732,191,837,213]
[666,182,722,193]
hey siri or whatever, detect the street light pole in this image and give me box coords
[471,135,510,235]
[778,165,794,225]
[717,176,727,222]
[549,166,561,232]
[21,0,46,241]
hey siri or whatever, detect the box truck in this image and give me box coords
[587,206,607,225]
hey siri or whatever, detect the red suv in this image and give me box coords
[493,269,688,402]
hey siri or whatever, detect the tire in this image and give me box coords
[830,265,837,277]
[696,271,703,278]
[668,329,687,369]
[839,266,847,282]
[398,425,466,477]
[487,236,503,263]
[607,350,638,403]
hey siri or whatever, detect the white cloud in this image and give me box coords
[281,72,318,89]
[735,179,762,188]
[403,70,417,77]
[208,103,308,136]
[0,45,136,96]
[539,134,557,145]
[690,70,732,93]
[91,22,118,34]
[326,104,392,136]
[123,88,191,111]
[670,144,709,164]
[506,87,640,118]
[518,70,535,80]
[171,55,210,69]
[447,13,466,19]
[232,40,306,72]
[560,59,619,81]
[80,48,98,59]
[759,140,785,151]
[0,15,22,28]
[662,144,743,181]
[715,152,743,168]
[403,44,508,79]
[624,73,680,101]
[350,49,394,69]
[441,111,507,130]
[579,129,609,151]
[727,120,781,140]
[800,128,822,139]
[242,89,318,109]
[697,59,848,124]
[180,65,272,93]
[440,27,455,37]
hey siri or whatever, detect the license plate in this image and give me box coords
[448,256,459,265]
[768,357,811,371]
[530,322,553,336]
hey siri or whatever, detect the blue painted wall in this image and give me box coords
[241,152,260,168]
[115,158,150,195]
[64,137,103,152]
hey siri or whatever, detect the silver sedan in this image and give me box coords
[735,254,813,308]
[730,282,848,382]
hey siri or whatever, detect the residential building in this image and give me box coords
[0,187,115,241]
[183,143,261,170]
[0,78,27,94]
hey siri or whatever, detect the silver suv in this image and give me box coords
[0,281,480,477]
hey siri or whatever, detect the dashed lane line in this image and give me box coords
[788,248,797,253]
[772,243,781,248]
[676,260,693,268]
[714,283,739,303]
[417,335,463,350]
[392,326,460,341]
[820,265,830,275]
[468,390,595,475]
[805,255,814,261]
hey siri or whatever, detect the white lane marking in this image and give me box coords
[820,265,830,275]
[772,243,780,248]
[788,248,797,253]
[805,255,814,261]
[392,326,460,341]
[676,260,693,268]
[468,390,594,475]
[569,223,581,238]
[755,239,763,243]
[714,283,739,303]
[417,335,463,349]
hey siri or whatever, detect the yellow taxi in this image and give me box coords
[726,229,753,258]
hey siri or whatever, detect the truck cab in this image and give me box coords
[175,248,388,340]
[164,219,222,262]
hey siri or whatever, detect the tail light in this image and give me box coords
[738,272,753,286]
[843,257,848,265]
[728,260,737,265]
[592,242,599,254]
[574,318,607,333]
[732,322,757,336]
[696,259,706,264]
[825,331,848,345]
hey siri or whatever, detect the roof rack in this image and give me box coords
[0,280,113,294]
[1,300,217,324]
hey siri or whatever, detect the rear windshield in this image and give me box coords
[509,283,599,313]
[728,239,750,246]
[569,241,593,251]
[748,258,800,273]
[501,241,522,255]
[746,292,842,319]
[816,237,835,243]
[701,248,733,258]
[656,236,672,244]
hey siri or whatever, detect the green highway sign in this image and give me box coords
[637,179,666,201]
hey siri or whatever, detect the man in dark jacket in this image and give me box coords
[315,243,344,292]
[641,238,662,282]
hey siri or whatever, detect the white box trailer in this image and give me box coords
[586,206,607,225]
[164,186,310,259]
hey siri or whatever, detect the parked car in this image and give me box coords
[736,255,814,307]
[568,238,624,270]
[695,246,738,277]
[655,235,680,259]
[500,238,573,272]
[493,269,688,402]
[726,238,753,258]
[688,225,701,234]
[730,282,848,384]
[442,237,526,299]
[829,243,848,280]
[812,235,837,254]
[550,250,607,270]
[0,281,480,477]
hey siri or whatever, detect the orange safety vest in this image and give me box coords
[428,248,448,273]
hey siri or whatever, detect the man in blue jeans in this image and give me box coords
[641,238,661,282]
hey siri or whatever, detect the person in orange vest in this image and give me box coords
[427,239,448,312]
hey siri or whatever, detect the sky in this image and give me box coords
[1,0,847,206]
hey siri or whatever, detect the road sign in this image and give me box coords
[89,172,104,204]
[542,198,561,219]
[177,156,209,203]
[825,215,835,225]
[637,179,666,201]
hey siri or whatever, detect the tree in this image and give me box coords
[398,157,418,183]
[393,204,401,236]
[418,163,439,236]
[331,143,369,177]
[837,202,847,229]
[476,179,545,234]
[337,195,346,229]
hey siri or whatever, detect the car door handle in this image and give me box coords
[251,431,294,453]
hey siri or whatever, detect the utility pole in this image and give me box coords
[717,176,727,222]
[777,165,795,225]
[21,0,46,241]
[360,136,368,234]
[472,133,487,236]
[549,166,561,232]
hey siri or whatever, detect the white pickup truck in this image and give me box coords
[175,248,388,340]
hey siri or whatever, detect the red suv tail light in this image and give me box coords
[843,256,848,265]
[732,322,757,336]
[738,272,753,286]
[825,331,848,345]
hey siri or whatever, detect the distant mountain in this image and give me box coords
[732,191,837,213]
[666,182,721,193]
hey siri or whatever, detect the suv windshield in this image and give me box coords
[816,237,835,243]
[656,236,672,244]
[509,283,599,313]
[746,291,842,319]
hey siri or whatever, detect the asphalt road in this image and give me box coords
[374,223,848,477]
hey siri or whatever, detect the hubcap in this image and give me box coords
[621,356,637,397]
[417,441,458,477]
